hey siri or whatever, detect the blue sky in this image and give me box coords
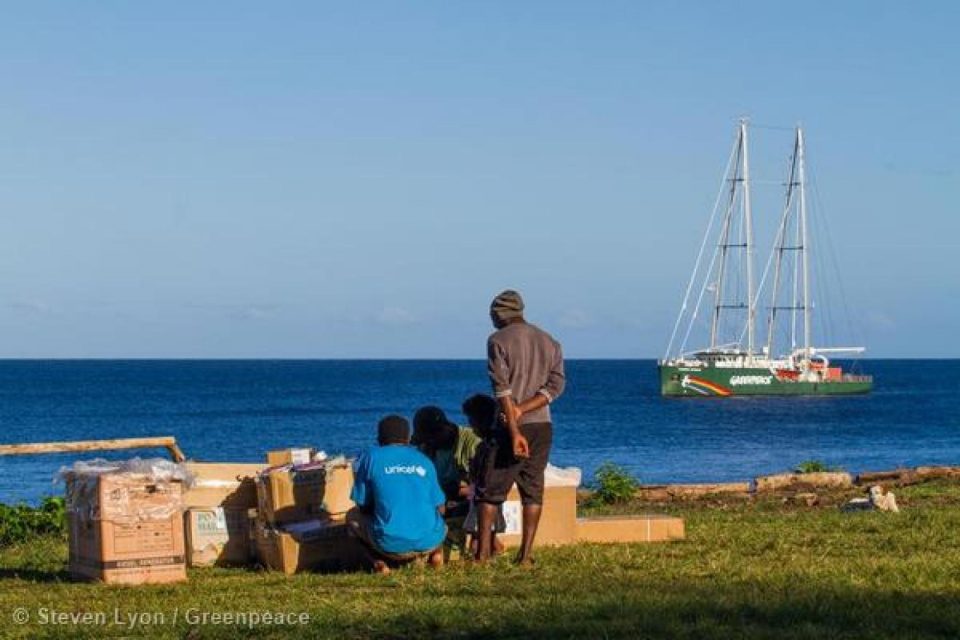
[0,2,956,358]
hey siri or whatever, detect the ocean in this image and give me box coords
[1,359,958,504]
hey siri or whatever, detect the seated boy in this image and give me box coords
[348,415,447,574]
[412,405,480,511]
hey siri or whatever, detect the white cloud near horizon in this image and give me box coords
[375,306,418,327]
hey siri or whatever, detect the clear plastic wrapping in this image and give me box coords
[59,457,195,522]
[544,463,582,487]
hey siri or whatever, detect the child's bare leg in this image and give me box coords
[474,503,498,562]
[492,533,504,556]
[427,547,444,569]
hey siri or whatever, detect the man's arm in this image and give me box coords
[350,453,372,511]
[516,394,548,416]
[539,339,566,403]
[427,461,447,516]
[487,338,512,406]
[487,337,515,430]
[488,338,529,458]
[497,395,529,458]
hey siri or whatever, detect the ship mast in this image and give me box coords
[743,121,756,357]
[797,126,812,361]
[765,126,813,364]
[709,119,755,355]
[765,132,799,358]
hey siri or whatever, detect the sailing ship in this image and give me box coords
[659,120,872,397]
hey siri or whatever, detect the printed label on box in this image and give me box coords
[113,520,176,554]
[290,449,313,465]
[502,500,522,535]
[196,508,227,534]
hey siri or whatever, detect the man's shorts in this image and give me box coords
[474,422,552,506]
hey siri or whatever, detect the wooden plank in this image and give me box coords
[0,437,186,462]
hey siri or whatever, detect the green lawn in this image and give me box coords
[2,481,959,639]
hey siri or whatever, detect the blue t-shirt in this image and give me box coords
[350,445,447,554]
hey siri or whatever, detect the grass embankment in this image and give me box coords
[1,481,959,639]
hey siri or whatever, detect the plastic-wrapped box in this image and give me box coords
[61,458,192,584]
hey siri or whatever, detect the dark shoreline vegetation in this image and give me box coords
[0,498,65,547]
[1,478,959,639]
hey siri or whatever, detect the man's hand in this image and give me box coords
[498,397,528,459]
[512,432,530,459]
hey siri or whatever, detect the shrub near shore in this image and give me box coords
[0,479,959,638]
[0,497,65,547]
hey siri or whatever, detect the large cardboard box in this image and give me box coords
[256,462,355,525]
[65,473,187,585]
[498,484,579,547]
[184,507,252,567]
[253,518,367,574]
[576,515,685,543]
[495,465,581,548]
[182,462,266,509]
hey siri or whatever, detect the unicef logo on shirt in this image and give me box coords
[384,464,429,477]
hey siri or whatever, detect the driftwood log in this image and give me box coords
[578,465,960,503]
[635,482,751,501]
[855,466,960,487]
[0,436,186,462]
[855,469,911,484]
[754,472,853,493]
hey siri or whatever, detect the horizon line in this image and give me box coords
[0,356,952,362]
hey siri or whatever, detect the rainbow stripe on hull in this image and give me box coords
[678,375,732,396]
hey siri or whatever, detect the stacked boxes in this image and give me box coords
[64,453,685,582]
[182,462,265,568]
[253,518,366,575]
[182,463,264,509]
[486,466,687,547]
[254,458,366,574]
[64,466,187,585]
[255,460,355,525]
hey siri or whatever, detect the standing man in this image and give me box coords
[475,289,565,565]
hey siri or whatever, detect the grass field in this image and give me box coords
[1,480,959,639]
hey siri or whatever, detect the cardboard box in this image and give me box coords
[267,448,316,467]
[253,518,367,574]
[499,484,579,547]
[183,462,266,509]
[184,507,252,567]
[256,462,355,525]
[65,473,186,584]
[576,515,685,543]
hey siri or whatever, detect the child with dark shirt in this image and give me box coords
[461,394,506,555]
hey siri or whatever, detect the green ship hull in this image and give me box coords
[659,364,872,397]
